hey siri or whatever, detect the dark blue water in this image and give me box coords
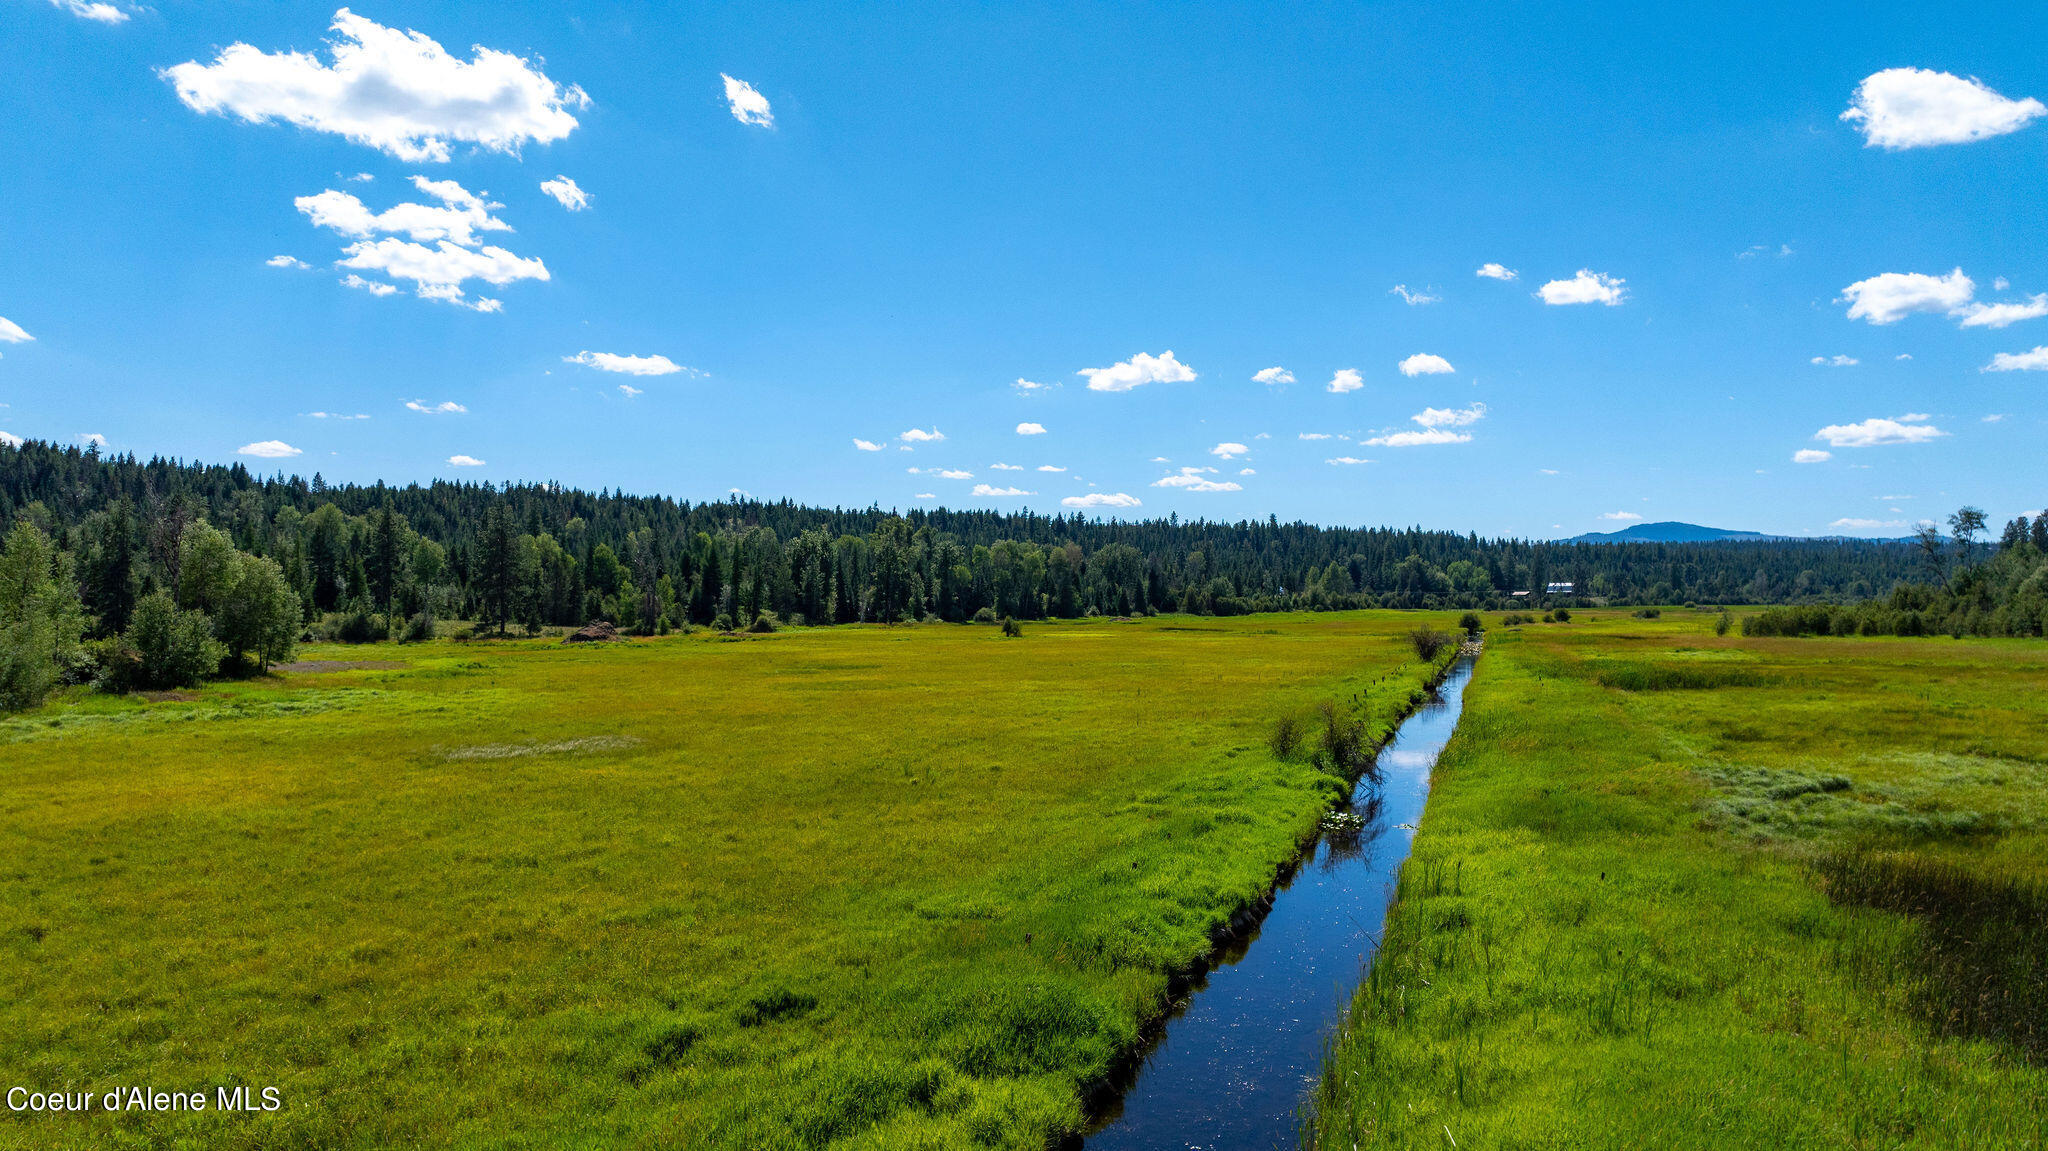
[1083,657,1476,1151]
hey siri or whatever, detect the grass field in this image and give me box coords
[1305,611,2048,1148]
[0,612,1457,1149]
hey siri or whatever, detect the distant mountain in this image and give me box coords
[1566,521,1776,544]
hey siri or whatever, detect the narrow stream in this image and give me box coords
[1082,655,1477,1151]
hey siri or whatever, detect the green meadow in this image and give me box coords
[1305,612,2048,1148]
[0,612,1455,1149]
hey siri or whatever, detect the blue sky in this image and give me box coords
[2,2,2043,538]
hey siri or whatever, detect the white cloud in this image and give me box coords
[1538,269,1626,306]
[0,317,33,343]
[1367,428,1472,447]
[915,492,935,500]
[1840,268,1975,324]
[1983,413,2006,422]
[565,350,685,376]
[1210,442,1249,460]
[305,411,369,420]
[721,74,773,127]
[298,177,512,246]
[1601,511,1644,521]
[0,431,23,448]
[1413,403,1487,429]
[1037,465,1065,472]
[1013,377,1049,391]
[1955,294,2048,329]
[79,433,107,447]
[1016,422,1047,435]
[971,484,1034,497]
[1793,449,1833,463]
[1238,468,1255,476]
[1326,368,1363,394]
[1062,492,1140,510]
[1812,354,1859,367]
[47,0,127,24]
[266,254,311,269]
[1831,517,1909,531]
[1153,466,1241,492]
[937,469,973,480]
[1325,456,1372,466]
[989,463,1022,471]
[1253,366,1294,385]
[1996,277,2011,291]
[1813,414,1947,447]
[405,399,466,414]
[1896,353,1914,360]
[1078,350,1195,392]
[1985,346,2048,372]
[1390,284,1440,305]
[1398,353,1455,377]
[1538,468,1560,475]
[340,273,398,296]
[238,440,302,458]
[1298,432,1331,441]
[616,383,642,397]
[164,10,588,163]
[900,427,945,443]
[336,237,543,306]
[446,454,485,467]
[1841,68,2045,149]
[1475,263,1517,281]
[539,175,589,211]
[853,438,884,452]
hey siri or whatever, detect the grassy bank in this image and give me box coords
[0,612,1454,1149]
[1304,611,2048,1148]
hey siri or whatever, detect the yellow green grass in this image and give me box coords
[1305,611,2048,1148]
[0,612,1455,1149]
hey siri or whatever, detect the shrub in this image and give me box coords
[401,612,437,642]
[1632,608,1661,619]
[1457,611,1483,635]
[1499,612,1533,626]
[122,591,222,690]
[1552,607,1572,623]
[711,613,735,633]
[1406,626,1454,661]
[748,610,781,634]
[1714,610,1732,637]
[1000,617,1023,638]
[972,607,997,624]
[328,607,384,644]
[1269,713,1304,760]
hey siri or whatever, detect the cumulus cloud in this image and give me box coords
[1398,353,1455,377]
[616,384,641,397]
[1062,492,1140,510]
[1813,413,1946,447]
[1013,377,1049,391]
[1153,467,1242,493]
[900,427,945,443]
[1325,456,1371,466]
[298,176,511,245]
[915,492,935,500]
[47,0,127,24]
[1601,511,1643,521]
[267,254,311,269]
[79,433,107,447]
[1016,422,1047,436]
[565,350,685,376]
[1326,368,1363,394]
[1841,68,2045,149]
[1538,269,1626,306]
[539,175,589,211]
[720,74,773,127]
[1210,442,1249,460]
[305,411,369,419]
[1413,403,1488,429]
[853,438,884,452]
[1078,350,1195,392]
[405,399,466,413]
[340,273,397,296]
[1812,354,1860,366]
[1985,346,2048,372]
[164,9,589,162]
[971,484,1034,497]
[1390,284,1439,305]
[1368,428,1472,447]
[1253,366,1294,385]
[1955,294,2048,328]
[1840,268,1975,324]
[1299,432,1331,441]
[0,317,33,343]
[937,469,973,480]
[1831,517,1910,531]
[1793,449,1833,463]
[447,454,485,466]
[989,463,1023,471]
[238,440,301,458]
[1475,263,1517,281]
[1037,465,1065,472]
[335,240,543,307]
[0,431,23,449]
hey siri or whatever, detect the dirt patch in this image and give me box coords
[565,621,622,644]
[444,735,642,762]
[274,660,406,673]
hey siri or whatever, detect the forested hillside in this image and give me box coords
[0,439,1935,637]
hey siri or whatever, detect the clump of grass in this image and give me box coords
[1700,764,1996,842]
[1815,851,2048,1060]
[736,985,818,1027]
[1593,661,1769,691]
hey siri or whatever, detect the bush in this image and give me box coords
[1632,608,1661,619]
[401,611,437,642]
[1000,616,1023,637]
[1714,610,1732,637]
[972,607,997,624]
[747,610,780,634]
[711,613,735,632]
[122,591,222,690]
[326,606,385,644]
[1269,713,1305,760]
[1407,625,1454,661]
[1551,607,1572,623]
[1499,612,1533,626]
[1457,611,1483,635]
